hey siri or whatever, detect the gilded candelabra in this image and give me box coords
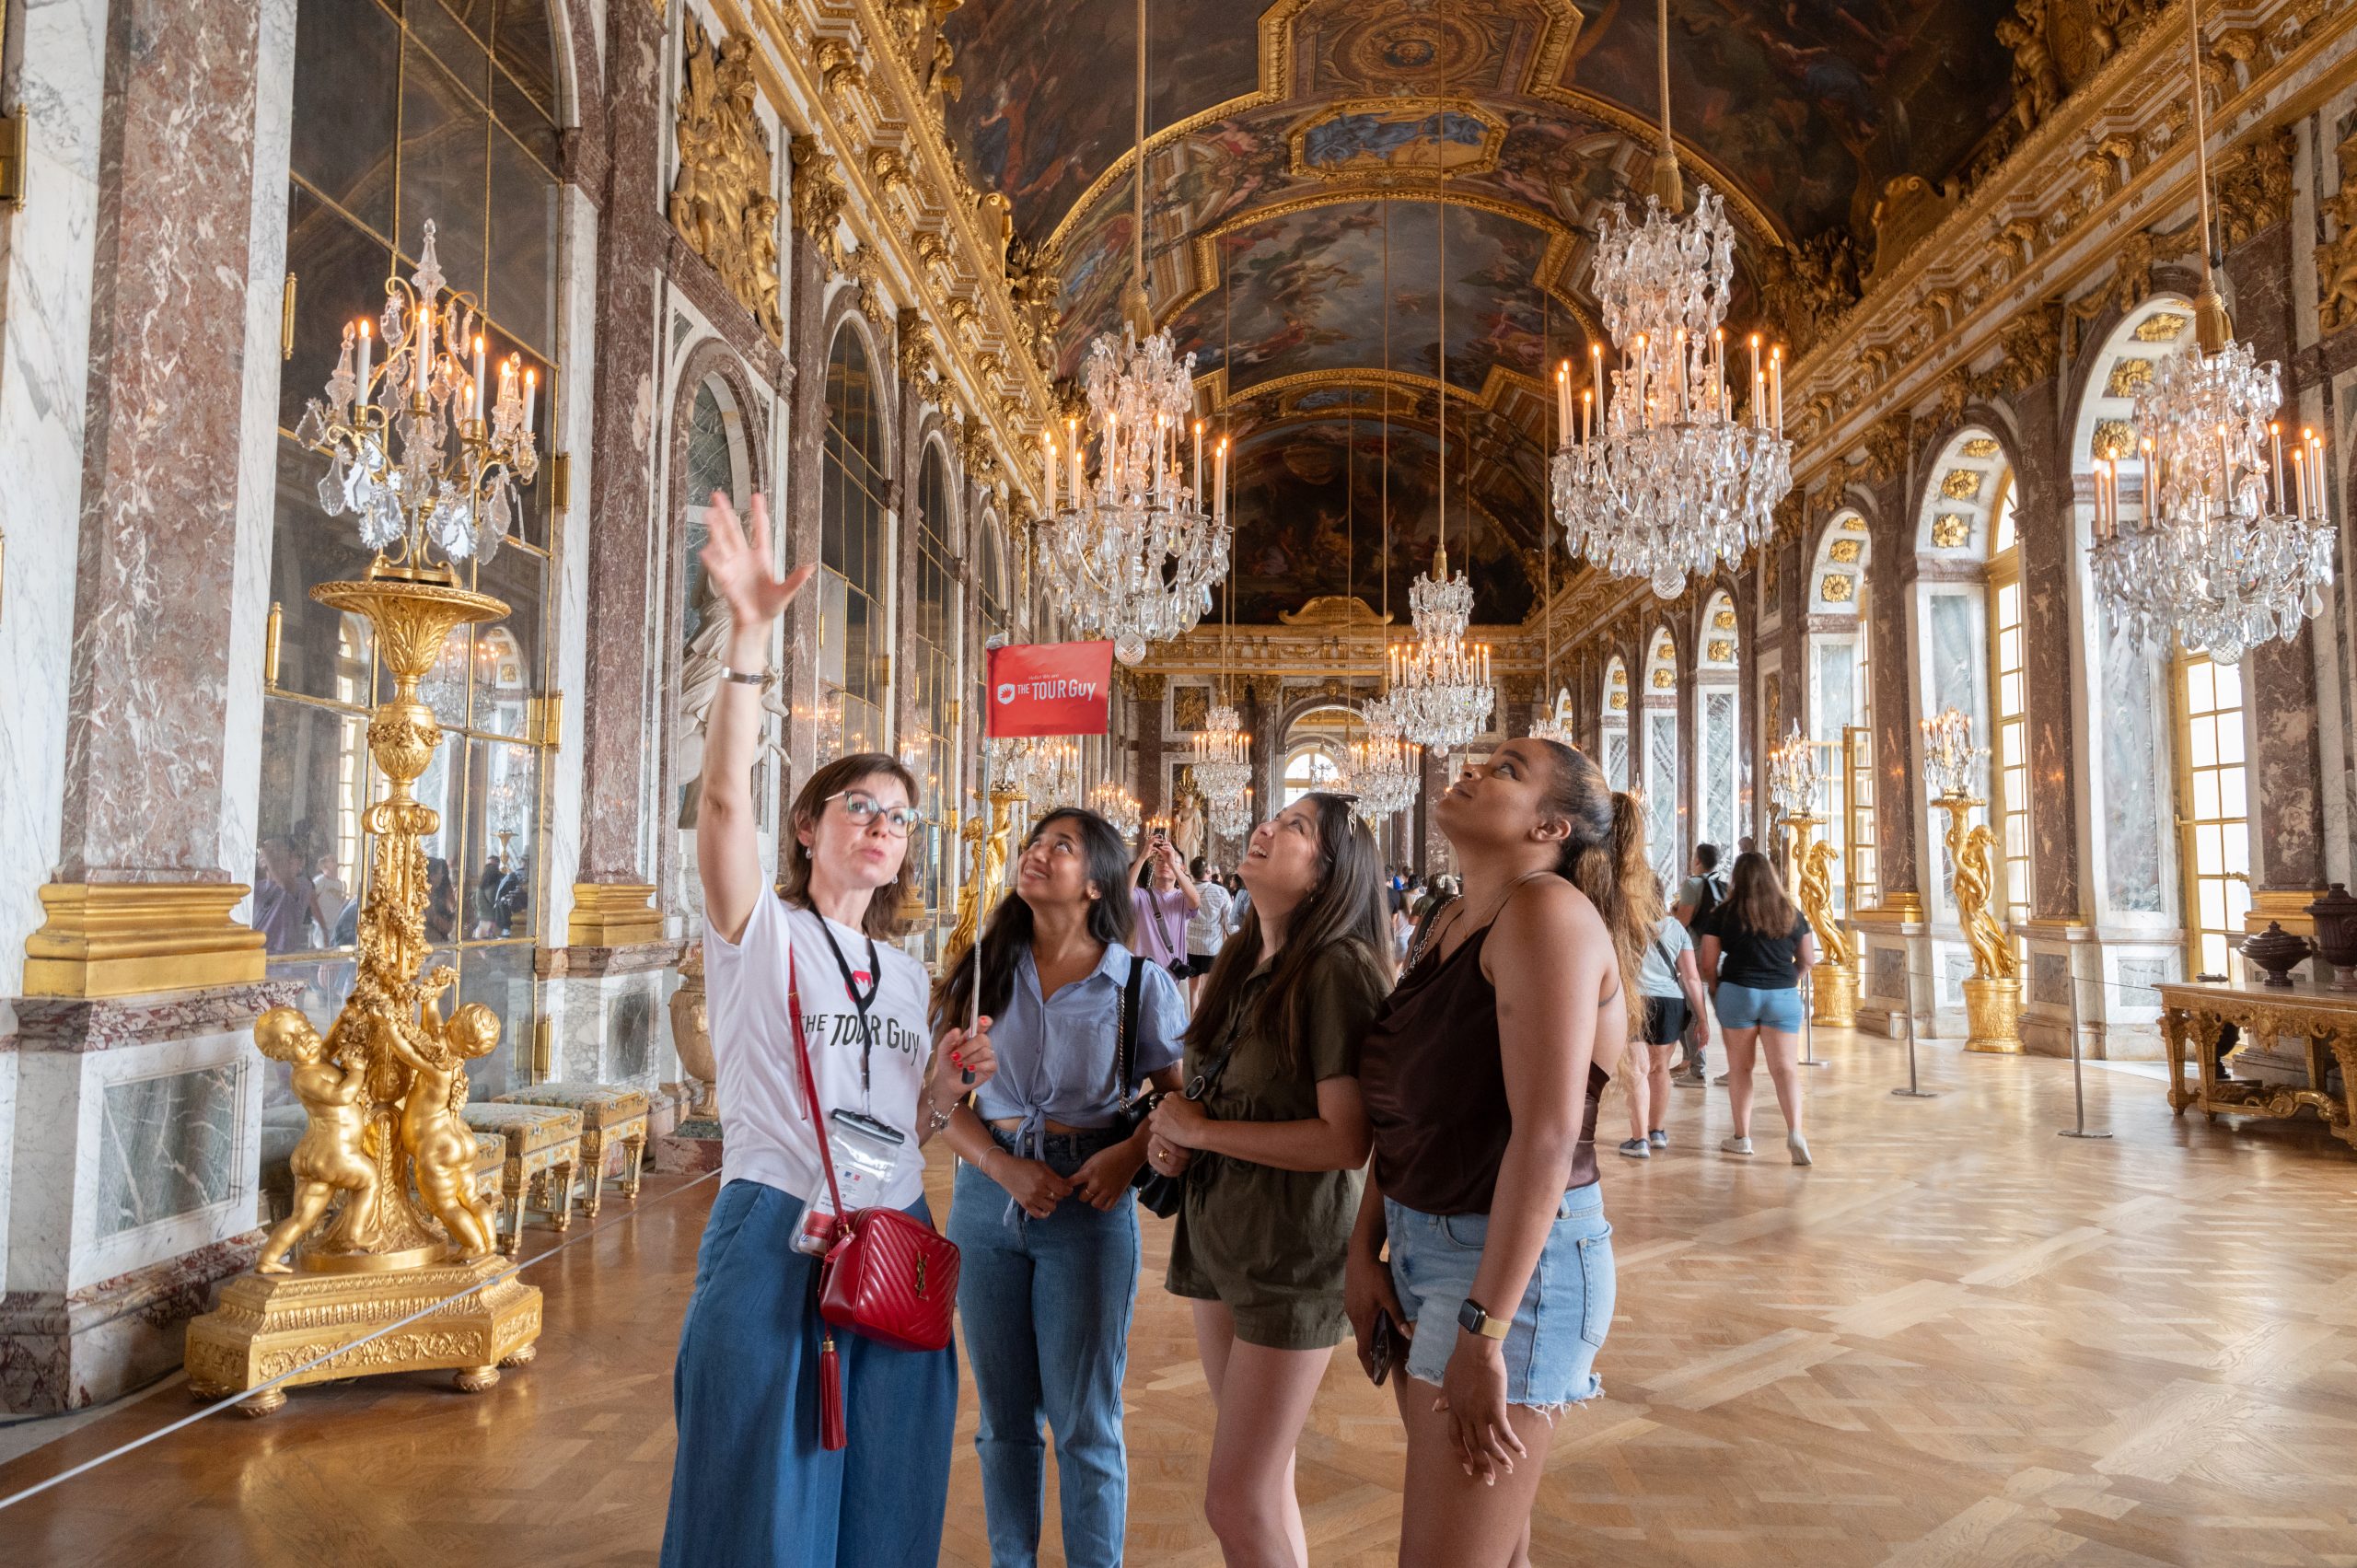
[1936,793,2022,1054]
[186,224,543,1412]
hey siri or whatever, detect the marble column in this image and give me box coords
[1499,673,1538,740]
[1246,676,1284,826]
[1418,749,1453,876]
[1854,490,1931,1038]
[6,0,304,1414]
[1132,673,1167,822]
[570,0,668,947]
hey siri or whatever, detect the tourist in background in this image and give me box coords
[1620,890,1711,1158]
[664,494,996,1568]
[1700,850,1817,1167]
[1187,855,1232,1005]
[1143,794,1389,1567]
[1349,739,1650,1567]
[1671,843,1725,1086]
[933,807,1188,1568]
[1131,830,1200,983]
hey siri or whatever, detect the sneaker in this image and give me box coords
[1648,1129,1669,1151]
[1676,1073,1706,1088]
[1721,1135,1754,1156]
[1713,1074,1731,1086]
[1617,1138,1651,1159]
[1787,1132,1813,1167]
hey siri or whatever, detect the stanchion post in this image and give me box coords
[2059,958,2111,1139]
[1892,971,1938,1098]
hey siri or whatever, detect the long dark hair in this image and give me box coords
[929,807,1135,1030]
[1188,793,1389,1069]
[779,752,922,938]
[1724,849,1801,939]
[1531,741,1663,1007]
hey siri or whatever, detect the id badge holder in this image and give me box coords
[795,1110,908,1256]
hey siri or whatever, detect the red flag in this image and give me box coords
[985,642,1114,738]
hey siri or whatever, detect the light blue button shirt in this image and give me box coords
[973,941,1189,1165]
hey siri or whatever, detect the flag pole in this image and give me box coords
[970,635,1007,1079]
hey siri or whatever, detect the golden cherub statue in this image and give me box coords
[252,1007,378,1274]
[383,969,505,1263]
[1955,822,2017,981]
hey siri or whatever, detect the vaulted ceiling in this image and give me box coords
[944,0,2016,623]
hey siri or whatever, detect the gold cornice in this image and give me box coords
[23,883,266,998]
[566,883,667,948]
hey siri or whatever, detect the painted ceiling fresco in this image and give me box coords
[942,0,2015,622]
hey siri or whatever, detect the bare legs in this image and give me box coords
[1644,1042,1674,1137]
[1190,1300,1332,1568]
[1722,1026,1804,1141]
[1621,1051,1650,1143]
[1392,1374,1560,1568]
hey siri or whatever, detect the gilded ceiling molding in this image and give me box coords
[2318,122,2357,331]
[705,0,1058,512]
[1781,0,2347,492]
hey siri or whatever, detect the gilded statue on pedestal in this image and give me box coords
[252,1010,377,1275]
[1954,822,2017,981]
[1797,837,1853,969]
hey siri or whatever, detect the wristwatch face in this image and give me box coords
[1457,1297,1488,1336]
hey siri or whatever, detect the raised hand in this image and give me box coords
[698,491,813,633]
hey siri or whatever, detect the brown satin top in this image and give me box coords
[1358,920,1609,1216]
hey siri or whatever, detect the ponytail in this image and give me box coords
[1535,743,1665,1006]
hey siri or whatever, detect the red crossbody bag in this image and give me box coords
[787,954,960,1451]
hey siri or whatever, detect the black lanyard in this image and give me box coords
[813,915,883,1111]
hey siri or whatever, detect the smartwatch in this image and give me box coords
[1457,1296,1511,1341]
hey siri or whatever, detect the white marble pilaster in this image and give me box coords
[544,183,602,944]
[0,0,110,1000]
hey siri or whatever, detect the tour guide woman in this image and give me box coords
[1349,739,1655,1567]
[1144,792,1390,1566]
[662,493,997,1568]
[930,807,1189,1568]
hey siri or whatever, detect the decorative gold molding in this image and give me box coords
[671,13,784,341]
[22,882,266,998]
[566,883,665,947]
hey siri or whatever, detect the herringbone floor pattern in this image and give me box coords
[4,1031,2354,1564]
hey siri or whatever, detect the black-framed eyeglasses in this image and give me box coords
[826,790,924,836]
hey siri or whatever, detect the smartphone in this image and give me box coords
[1367,1310,1396,1387]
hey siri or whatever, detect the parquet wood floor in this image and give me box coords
[5,1031,2356,1565]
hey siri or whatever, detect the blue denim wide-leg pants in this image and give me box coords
[946,1134,1143,1568]
[661,1180,957,1568]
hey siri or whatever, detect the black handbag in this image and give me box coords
[1111,958,1187,1217]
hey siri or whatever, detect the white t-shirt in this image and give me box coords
[704,892,935,1210]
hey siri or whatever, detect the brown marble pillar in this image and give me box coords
[28,0,273,994]
[1247,675,1284,823]
[1499,673,1538,740]
[2008,385,2085,921]
[1132,672,1167,821]
[569,0,668,945]
[1867,502,1921,901]
[1418,748,1453,876]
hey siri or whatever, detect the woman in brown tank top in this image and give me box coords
[1346,739,1658,1567]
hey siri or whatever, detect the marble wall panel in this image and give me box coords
[2116,956,2171,1008]
[2031,950,2070,1008]
[2248,625,2328,893]
[0,0,111,996]
[95,1065,241,1239]
[1872,946,1905,1000]
[57,0,268,880]
[2098,608,2168,915]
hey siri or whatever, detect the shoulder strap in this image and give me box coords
[1117,955,1145,1097]
[784,947,849,1231]
[1403,894,1458,971]
[1651,932,1678,974]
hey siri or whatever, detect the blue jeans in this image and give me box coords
[1387,1184,1614,1411]
[947,1131,1143,1568]
[661,1180,957,1568]
[1716,981,1805,1032]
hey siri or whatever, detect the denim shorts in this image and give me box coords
[1716,981,1804,1032]
[1385,1185,1613,1412]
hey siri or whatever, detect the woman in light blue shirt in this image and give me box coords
[932,807,1188,1568]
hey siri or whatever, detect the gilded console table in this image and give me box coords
[2155,978,2357,1150]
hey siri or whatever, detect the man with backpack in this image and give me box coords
[1673,842,1727,1085]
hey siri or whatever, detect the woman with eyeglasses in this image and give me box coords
[930,807,1189,1568]
[662,493,997,1568]
[1144,793,1390,1566]
[1347,740,1654,1568]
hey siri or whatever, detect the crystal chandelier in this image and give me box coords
[1192,702,1253,810]
[1347,697,1422,819]
[1548,0,1791,600]
[299,220,540,569]
[1087,781,1142,837]
[1017,738,1083,812]
[1030,0,1229,667]
[1530,690,1576,746]
[2087,2,2332,665]
[1919,707,1985,799]
[1766,724,1823,819]
[1209,785,1254,841]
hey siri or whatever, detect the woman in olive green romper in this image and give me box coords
[1146,792,1391,1565]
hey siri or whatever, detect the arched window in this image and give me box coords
[1643,630,1679,885]
[1283,748,1344,807]
[907,447,960,947]
[1601,656,1631,791]
[820,327,890,760]
[257,0,564,1094]
[1808,513,1875,916]
[678,377,749,826]
[1698,594,1741,856]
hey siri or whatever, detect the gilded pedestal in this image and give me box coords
[1813,958,1859,1028]
[185,1257,541,1414]
[1964,975,2024,1053]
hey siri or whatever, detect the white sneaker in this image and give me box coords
[1721,1135,1753,1156]
[1788,1132,1813,1167]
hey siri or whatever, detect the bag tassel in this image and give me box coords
[819,1333,847,1451]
